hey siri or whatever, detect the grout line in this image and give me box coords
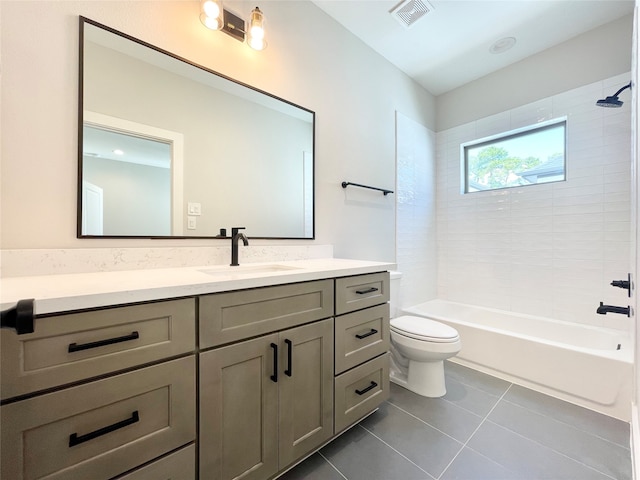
[499,396,631,450]
[436,383,514,480]
[448,364,631,450]
[439,382,508,417]
[385,401,465,445]
[357,424,438,480]
[318,452,348,480]
[480,418,621,480]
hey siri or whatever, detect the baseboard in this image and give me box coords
[632,403,640,480]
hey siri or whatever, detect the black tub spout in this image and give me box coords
[597,302,631,317]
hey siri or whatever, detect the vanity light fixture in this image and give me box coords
[200,1,267,51]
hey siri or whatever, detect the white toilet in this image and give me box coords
[389,272,461,398]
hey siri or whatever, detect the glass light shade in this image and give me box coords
[200,0,223,30]
[247,7,266,50]
[248,36,266,51]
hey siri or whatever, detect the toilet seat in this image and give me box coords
[391,315,460,343]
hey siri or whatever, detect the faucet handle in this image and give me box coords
[231,227,246,236]
[610,273,632,297]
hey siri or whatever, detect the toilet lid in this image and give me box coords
[390,315,459,343]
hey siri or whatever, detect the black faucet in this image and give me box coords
[230,227,249,266]
[597,302,631,317]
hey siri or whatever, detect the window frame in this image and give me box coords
[461,117,567,194]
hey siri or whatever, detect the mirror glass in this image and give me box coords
[79,17,315,239]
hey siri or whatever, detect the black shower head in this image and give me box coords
[596,82,631,108]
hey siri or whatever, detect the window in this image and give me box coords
[462,119,566,193]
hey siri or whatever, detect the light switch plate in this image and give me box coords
[187,202,202,216]
[187,216,197,230]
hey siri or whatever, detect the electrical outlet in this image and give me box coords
[187,216,197,230]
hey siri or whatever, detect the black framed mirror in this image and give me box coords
[78,17,315,239]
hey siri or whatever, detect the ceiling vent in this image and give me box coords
[390,0,434,29]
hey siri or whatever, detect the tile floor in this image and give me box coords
[279,361,632,480]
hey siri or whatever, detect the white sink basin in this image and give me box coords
[198,264,302,277]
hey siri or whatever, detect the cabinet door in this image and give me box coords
[278,318,334,469]
[199,335,279,480]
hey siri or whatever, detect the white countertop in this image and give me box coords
[1,258,395,315]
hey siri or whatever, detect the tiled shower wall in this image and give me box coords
[436,73,632,332]
[396,112,438,309]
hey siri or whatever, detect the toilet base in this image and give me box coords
[390,359,447,398]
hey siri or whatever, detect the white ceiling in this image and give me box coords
[312,0,635,95]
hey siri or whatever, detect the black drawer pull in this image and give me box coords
[355,287,378,295]
[68,331,140,353]
[355,381,378,395]
[284,339,293,377]
[69,410,139,447]
[270,343,278,382]
[356,328,378,339]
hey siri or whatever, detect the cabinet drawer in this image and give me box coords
[117,444,195,480]
[1,298,196,399]
[335,303,390,374]
[199,280,334,348]
[335,272,390,315]
[1,356,196,480]
[334,353,389,433]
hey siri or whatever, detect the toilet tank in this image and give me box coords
[389,271,402,318]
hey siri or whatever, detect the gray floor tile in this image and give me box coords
[320,424,433,480]
[489,399,632,480]
[441,375,503,417]
[504,384,631,448]
[297,365,630,480]
[444,361,511,397]
[360,402,463,478]
[440,447,518,480]
[388,383,484,442]
[468,420,614,479]
[277,453,345,480]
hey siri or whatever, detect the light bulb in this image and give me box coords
[250,24,264,40]
[201,14,221,30]
[200,0,223,31]
[247,7,266,50]
[248,36,266,51]
[202,0,220,18]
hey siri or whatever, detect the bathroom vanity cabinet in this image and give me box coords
[0,260,391,480]
[0,299,197,480]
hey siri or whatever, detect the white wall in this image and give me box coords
[84,157,171,236]
[437,15,634,131]
[436,74,632,332]
[0,0,435,265]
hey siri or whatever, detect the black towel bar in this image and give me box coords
[1,298,35,335]
[341,182,394,195]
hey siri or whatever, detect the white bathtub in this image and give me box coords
[401,299,633,421]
